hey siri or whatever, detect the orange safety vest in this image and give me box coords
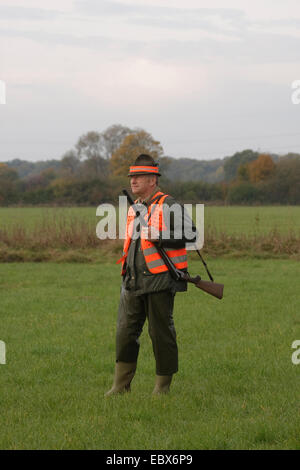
[118,191,188,275]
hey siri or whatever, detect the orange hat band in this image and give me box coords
[129,166,159,174]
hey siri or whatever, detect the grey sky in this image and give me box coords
[0,0,300,161]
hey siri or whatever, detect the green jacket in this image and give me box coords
[123,188,197,295]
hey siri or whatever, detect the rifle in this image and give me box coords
[122,189,224,300]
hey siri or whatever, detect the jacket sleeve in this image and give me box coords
[157,196,198,249]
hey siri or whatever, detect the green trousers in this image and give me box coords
[116,287,178,375]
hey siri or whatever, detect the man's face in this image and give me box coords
[130,174,156,197]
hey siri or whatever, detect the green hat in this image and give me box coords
[128,154,161,177]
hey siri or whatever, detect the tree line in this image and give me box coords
[1,124,300,205]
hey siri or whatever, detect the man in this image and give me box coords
[105,154,196,396]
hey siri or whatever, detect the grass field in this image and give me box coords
[0,258,299,450]
[1,205,300,235]
[0,206,299,261]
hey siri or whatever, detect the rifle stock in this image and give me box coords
[185,275,224,300]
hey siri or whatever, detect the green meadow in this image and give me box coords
[0,205,299,449]
[0,205,299,262]
[1,205,300,235]
[0,258,299,450]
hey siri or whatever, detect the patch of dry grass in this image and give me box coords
[0,213,299,262]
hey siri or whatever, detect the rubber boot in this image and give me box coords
[152,375,173,395]
[105,361,137,397]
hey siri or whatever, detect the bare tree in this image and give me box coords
[101,124,135,160]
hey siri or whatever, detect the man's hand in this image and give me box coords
[141,226,160,242]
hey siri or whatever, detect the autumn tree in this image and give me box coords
[110,130,164,176]
[76,125,134,161]
[262,156,300,204]
[101,124,134,160]
[60,150,80,178]
[75,131,107,177]
[0,163,20,204]
[237,163,250,181]
[72,125,135,178]
[223,149,259,181]
[248,154,275,183]
[0,163,19,181]
[24,168,56,190]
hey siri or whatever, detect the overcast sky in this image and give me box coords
[1,0,300,161]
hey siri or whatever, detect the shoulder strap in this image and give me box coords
[147,193,167,223]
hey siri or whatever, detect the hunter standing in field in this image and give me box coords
[105,154,196,395]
